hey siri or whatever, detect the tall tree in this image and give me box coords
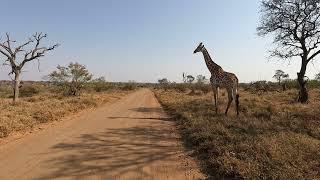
[0,33,58,102]
[257,0,320,102]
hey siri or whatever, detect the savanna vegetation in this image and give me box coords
[148,2,319,177]
[0,33,59,102]
[258,0,320,103]
[0,56,141,139]
[153,81,320,179]
[0,0,320,179]
[0,80,140,138]
[0,33,144,139]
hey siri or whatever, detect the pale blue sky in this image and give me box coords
[1,0,320,82]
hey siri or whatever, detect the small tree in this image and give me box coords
[0,33,58,102]
[186,75,195,83]
[273,70,289,85]
[48,62,92,96]
[258,0,320,102]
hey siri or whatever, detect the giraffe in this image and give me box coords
[193,42,239,115]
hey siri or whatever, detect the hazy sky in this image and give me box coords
[1,0,320,83]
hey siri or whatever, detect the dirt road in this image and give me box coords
[0,89,204,179]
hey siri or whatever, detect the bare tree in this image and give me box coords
[0,33,58,102]
[257,0,320,102]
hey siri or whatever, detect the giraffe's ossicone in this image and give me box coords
[194,42,239,116]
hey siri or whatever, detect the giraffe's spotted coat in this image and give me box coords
[194,42,239,115]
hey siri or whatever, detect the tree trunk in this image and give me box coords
[297,60,308,103]
[13,71,21,102]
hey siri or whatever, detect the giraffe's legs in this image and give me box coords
[233,88,239,115]
[225,88,234,115]
[211,84,219,114]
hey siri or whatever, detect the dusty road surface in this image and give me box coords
[0,89,204,180]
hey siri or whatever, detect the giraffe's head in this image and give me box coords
[193,42,204,54]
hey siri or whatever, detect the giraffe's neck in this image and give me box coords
[201,47,222,75]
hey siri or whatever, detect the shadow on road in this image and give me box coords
[39,123,185,179]
[129,107,163,113]
[107,116,173,121]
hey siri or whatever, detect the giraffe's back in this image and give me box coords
[210,71,238,88]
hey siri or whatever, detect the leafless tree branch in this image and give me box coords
[0,32,59,102]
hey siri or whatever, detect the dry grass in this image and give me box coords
[0,90,130,138]
[154,88,320,179]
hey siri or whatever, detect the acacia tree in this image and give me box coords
[273,70,289,85]
[48,62,92,96]
[0,33,58,102]
[258,0,320,102]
